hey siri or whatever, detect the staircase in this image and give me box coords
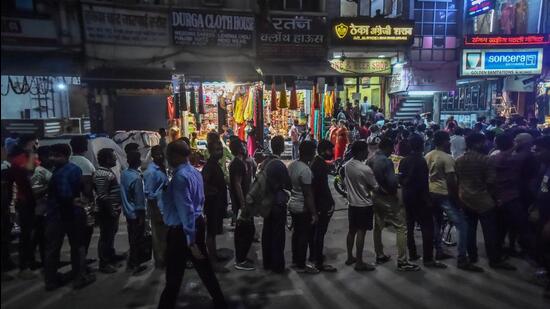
[393,97,431,121]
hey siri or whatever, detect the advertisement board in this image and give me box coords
[466,0,494,17]
[171,9,254,49]
[464,34,550,47]
[461,48,543,76]
[329,58,391,74]
[257,15,326,59]
[330,17,414,46]
[82,6,169,46]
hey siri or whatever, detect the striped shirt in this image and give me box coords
[455,151,495,213]
[94,166,121,216]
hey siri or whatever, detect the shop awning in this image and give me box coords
[81,67,172,89]
[258,61,341,79]
[175,62,260,82]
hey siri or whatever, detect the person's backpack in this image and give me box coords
[244,158,288,219]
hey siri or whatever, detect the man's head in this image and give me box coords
[36,146,52,169]
[151,145,164,165]
[49,143,72,168]
[293,119,299,126]
[317,140,334,161]
[338,120,346,128]
[433,131,451,153]
[207,132,220,144]
[159,128,167,138]
[124,143,139,154]
[495,133,514,151]
[408,134,424,154]
[514,132,534,151]
[270,135,285,156]
[351,140,369,161]
[97,148,117,168]
[18,134,38,153]
[207,140,223,161]
[127,151,141,169]
[378,137,394,157]
[465,133,486,153]
[70,135,88,155]
[299,140,316,163]
[363,96,368,102]
[533,136,550,164]
[229,138,245,157]
[166,140,190,168]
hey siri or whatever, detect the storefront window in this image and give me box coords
[467,0,542,35]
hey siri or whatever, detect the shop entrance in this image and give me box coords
[340,76,386,111]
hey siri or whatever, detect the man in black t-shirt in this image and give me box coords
[309,140,337,272]
[229,138,255,271]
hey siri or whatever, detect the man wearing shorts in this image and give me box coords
[344,141,378,271]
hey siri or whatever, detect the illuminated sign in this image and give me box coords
[461,48,543,76]
[467,0,494,17]
[464,34,550,46]
[329,58,391,74]
[330,18,414,46]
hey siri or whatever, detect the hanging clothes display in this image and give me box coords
[279,84,288,109]
[167,95,176,120]
[243,87,254,121]
[234,92,245,124]
[189,86,197,114]
[270,82,277,111]
[313,85,320,109]
[180,85,188,111]
[198,82,205,114]
[289,83,298,110]
[324,91,334,118]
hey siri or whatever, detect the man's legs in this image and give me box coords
[373,202,386,259]
[430,194,445,256]
[479,208,507,266]
[66,210,93,288]
[234,218,255,264]
[464,207,479,262]
[417,206,435,263]
[355,229,366,264]
[405,204,418,259]
[439,198,470,266]
[158,227,188,309]
[44,215,64,288]
[291,212,311,268]
[262,213,273,270]
[98,210,119,270]
[385,205,408,264]
[312,212,331,268]
[270,206,286,273]
[32,214,46,266]
[126,217,140,270]
[346,227,357,263]
[148,200,167,268]
[17,202,34,273]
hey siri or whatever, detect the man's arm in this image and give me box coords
[81,175,94,201]
[173,175,196,245]
[446,172,459,202]
[133,177,146,210]
[301,183,317,223]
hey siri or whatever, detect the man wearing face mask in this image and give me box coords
[309,140,337,272]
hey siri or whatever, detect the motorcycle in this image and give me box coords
[332,145,353,198]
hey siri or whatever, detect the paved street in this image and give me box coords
[2,183,549,309]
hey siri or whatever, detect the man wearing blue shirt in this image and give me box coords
[120,151,147,276]
[158,140,226,309]
[143,145,168,269]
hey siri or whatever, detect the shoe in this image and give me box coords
[127,265,148,276]
[457,262,484,272]
[18,269,37,280]
[424,261,447,269]
[397,261,421,272]
[234,260,255,271]
[376,255,391,265]
[99,264,117,274]
[489,261,516,271]
[73,274,96,290]
[293,264,320,274]
[345,257,357,266]
[213,264,230,274]
[435,252,453,260]
[317,264,337,272]
[354,262,376,272]
[409,255,421,262]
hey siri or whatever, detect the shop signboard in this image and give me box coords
[329,58,391,74]
[461,48,544,76]
[466,0,494,17]
[171,9,254,49]
[389,64,408,94]
[256,14,326,59]
[81,5,170,46]
[464,34,550,47]
[330,17,414,47]
[1,17,58,45]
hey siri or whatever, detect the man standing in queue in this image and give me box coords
[158,140,226,309]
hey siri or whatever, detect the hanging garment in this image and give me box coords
[189,86,197,114]
[198,82,205,114]
[167,95,175,120]
[324,92,331,117]
[234,94,245,124]
[270,82,277,111]
[173,93,181,118]
[244,87,254,121]
[180,86,188,111]
[330,91,336,117]
[313,85,320,109]
[289,84,298,110]
[237,122,246,141]
[279,85,288,109]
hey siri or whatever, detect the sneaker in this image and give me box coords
[354,262,376,272]
[99,264,117,274]
[457,262,484,272]
[317,264,337,272]
[345,257,357,266]
[376,255,391,265]
[409,255,421,262]
[489,261,516,271]
[423,261,447,269]
[18,269,37,280]
[397,261,421,272]
[435,252,453,260]
[234,260,255,271]
[304,264,320,274]
[73,274,96,290]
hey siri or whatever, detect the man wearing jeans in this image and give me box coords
[425,131,482,272]
[455,133,515,271]
[368,138,419,271]
[288,141,319,274]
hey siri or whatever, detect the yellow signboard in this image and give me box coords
[331,18,414,46]
[330,58,391,75]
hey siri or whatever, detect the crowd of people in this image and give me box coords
[1,111,550,308]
